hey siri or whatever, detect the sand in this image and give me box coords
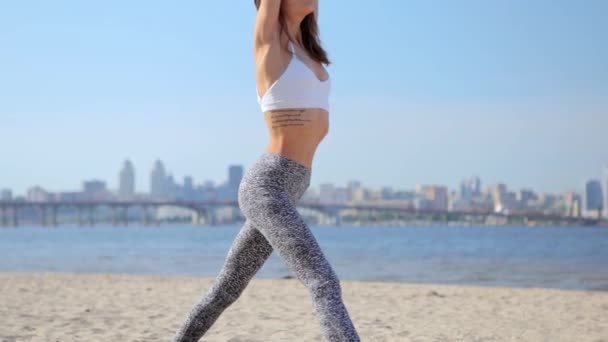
[0,271,607,342]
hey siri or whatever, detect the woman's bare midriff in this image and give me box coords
[264,107,329,170]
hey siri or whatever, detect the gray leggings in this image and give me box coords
[172,152,361,342]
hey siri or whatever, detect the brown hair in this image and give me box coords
[254,0,331,66]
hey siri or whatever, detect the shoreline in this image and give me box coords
[1,271,607,341]
[3,269,607,293]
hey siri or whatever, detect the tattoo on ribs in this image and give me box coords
[269,109,311,128]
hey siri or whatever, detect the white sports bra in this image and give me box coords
[257,41,331,113]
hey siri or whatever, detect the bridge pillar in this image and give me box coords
[12,206,18,227]
[331,208,342,226]
[1,206,6,227]
[122,205,129,226]
[318,209,336,226]
[191,209,200,225]
[149,205,160,226]
[51,205,58,227]
[143,205,149,226]
[111,205,117,226]
[88,206,95,226]
[40,205,48,227]
[77,206,83,227]
[192,208,208,226]
[207,208,217,226]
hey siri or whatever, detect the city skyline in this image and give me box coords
[3,156,603,223]
[2,157,606,202]
[1,1,607,196]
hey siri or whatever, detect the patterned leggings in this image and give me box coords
[171,152,361,342]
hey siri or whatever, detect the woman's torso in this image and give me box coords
[255,35,330,170]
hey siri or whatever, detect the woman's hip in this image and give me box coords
[238,152,311,207]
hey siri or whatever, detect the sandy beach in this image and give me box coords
[1,271,607,342]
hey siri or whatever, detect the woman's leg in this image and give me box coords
[172,154,310,342]
[238,153,361,342]
[171,219,273,342]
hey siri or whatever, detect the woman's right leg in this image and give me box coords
[172,154,311,342]
[239,152,361,342]
[171,218,273,342]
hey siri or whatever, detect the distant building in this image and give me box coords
[497,192,518,214]
[393,190,415,201]
[459,176,481,202]
[227,165,243,191]
[585,179,604,216]
[460,180,473,202]
[1,188,12,200]
[563,192,582,217]
[182,175,194,200]
[517,189,537,211]
[335,187,348,204]
[492,184,520,213]
[150,160,167,199]
[349,187,368,203]
[413,194,434,211]
[57,191,85,202]
[472,176,481,196]
[492,183,507,202]
[416,185,448,211]
[83,180,109,201]
[449,191,472,211]
[26,186,51,202]
[166,173,177,200]
[319,183,336,204]
[118,159,135,200]
[217,165,244,202]
[346,181,362,202]
[380,186,394,200]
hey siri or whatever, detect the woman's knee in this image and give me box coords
[307,272,342,298]
[208,280,242,305]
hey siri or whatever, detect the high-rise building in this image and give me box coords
[166,173,177,199]
[416,185,448,211]
[585,179,604,216]
[150,160,167,199]
[118,159,135,200]
[492,183,521,213]
[346,181,362,202]
[472,176,481,196]
[460,176,481,201]
[227,165,243,190]
[459,180,471,201]
[83,180,108,200]
[319,183,336,204]
[563,192,582,217]
[381,186,394,200]
[0,188,12,200]
[517,189,537,210]
[182,175,194,200]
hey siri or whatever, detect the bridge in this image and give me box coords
[0,199,602,227]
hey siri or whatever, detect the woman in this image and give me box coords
[171,1,361,341]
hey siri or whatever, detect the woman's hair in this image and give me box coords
[254,0,331,66]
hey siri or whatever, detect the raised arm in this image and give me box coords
[254,0,281,45]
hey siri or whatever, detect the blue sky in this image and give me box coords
[1,0,607,196]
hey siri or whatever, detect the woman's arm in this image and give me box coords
[254,0,281,45]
